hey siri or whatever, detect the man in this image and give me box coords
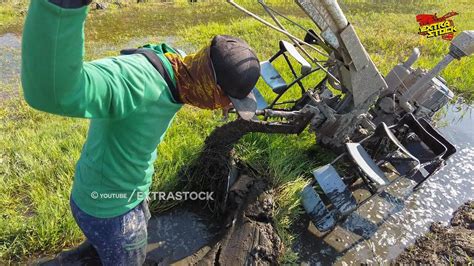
[21,0,260,265]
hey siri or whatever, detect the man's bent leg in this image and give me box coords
[70,198,151,266]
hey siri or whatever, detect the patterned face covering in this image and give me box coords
[165,47,231,110]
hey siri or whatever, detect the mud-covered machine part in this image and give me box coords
[226,0,473,232]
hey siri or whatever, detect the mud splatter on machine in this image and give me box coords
[227,0,473,232]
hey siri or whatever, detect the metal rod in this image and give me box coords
[282,53,306,93]
[227,0,327,58]
[272,99,299,106]
[269,93,284,109]
[259,1,331,53]
[268,67,321,108]
[260,1,316,63]
[227,0,341,87]
[285,67,321,93]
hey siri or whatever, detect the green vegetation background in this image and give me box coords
[0,0,473,263]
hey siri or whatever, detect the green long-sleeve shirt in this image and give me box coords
[22,0,183,218]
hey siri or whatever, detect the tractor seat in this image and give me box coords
[260,61,287,94]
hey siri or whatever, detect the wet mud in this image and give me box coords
[170,119,288,264]
[172,176,282,265]
[31,100,474,265]
[395,201,473,264]
[0,33,21,101]
[178,118,298,213]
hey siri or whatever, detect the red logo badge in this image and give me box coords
[416,11,458,41]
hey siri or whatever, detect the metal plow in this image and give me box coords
[227,0,473,232]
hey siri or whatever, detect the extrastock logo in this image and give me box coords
[416,11,458,41]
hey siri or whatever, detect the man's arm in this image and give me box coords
[21,0,148,119]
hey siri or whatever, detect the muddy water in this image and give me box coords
[294,102,474,264]
[145,205,220,264]
[142,102,474,264]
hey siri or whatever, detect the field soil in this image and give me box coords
[395,201,473,264]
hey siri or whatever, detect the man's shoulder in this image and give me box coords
[141,43,179,55]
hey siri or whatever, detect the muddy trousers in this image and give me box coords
[70,197,151,266]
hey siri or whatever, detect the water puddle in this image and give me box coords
[0,33,21,98]
[36,204,221,265]
[145,205,220,264]
[294,102,474,264]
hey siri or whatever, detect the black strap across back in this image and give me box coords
[120,48,182,104]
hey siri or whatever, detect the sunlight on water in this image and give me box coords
[296,103,474,264]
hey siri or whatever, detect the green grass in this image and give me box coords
[0,0,473,263]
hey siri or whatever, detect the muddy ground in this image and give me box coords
[170,119,292,264]
[395,201,473,264]
[170,175,282,265]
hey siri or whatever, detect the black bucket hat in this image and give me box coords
[210,35,261,120]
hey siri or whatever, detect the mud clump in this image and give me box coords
[173,119,288,264]
[179,119,252,212]
[395,201,473,264]
[175,175,283,265]
[180,118,295,213]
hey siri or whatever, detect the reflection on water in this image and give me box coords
[295,102,474,264]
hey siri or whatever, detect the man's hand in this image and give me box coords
[49,0,92,8]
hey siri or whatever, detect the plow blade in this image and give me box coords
[418,118,456,160]
[301,114,456,232]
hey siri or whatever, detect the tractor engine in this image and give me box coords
[377,31,474,122]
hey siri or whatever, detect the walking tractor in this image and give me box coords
[226,0,474,232]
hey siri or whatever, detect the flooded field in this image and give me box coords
[145,206,220,264]
[0,33,20,83]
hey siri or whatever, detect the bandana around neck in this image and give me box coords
[165,47,231,110]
